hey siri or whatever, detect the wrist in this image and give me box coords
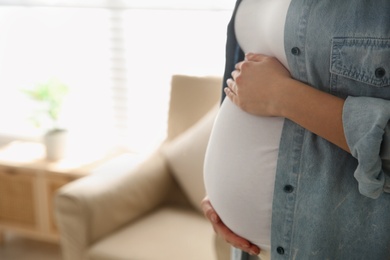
[270,77,300,118]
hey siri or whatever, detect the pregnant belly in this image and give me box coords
[203,98,284,249]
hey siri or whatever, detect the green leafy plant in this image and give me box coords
[23,78,69,132]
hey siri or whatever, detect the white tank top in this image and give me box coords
[204,0,291,250]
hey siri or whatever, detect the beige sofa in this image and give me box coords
[54,75,231,260]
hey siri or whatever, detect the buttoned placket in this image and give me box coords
[271,0,313,258]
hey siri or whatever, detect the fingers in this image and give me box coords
[214,223,261,255]
[224,87,236,102]
[226,78,236,92]
[225,78,237,102]
[201,197,261,256]
[211,212,261,255]
[245,52,266,62]
[235,53,267,71]
[231,66,240,79]
[201,197,220,223]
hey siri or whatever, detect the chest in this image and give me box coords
[234,0,291,68]
[284,0,390,99]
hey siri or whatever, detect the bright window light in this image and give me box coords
[0,2,233,154]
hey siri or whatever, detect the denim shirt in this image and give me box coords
[223,0,390,259]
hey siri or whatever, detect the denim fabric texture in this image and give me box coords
[225,0,390,259]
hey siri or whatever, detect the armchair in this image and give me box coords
[54,75,231,260]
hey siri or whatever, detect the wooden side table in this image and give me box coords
[0,141,130,244]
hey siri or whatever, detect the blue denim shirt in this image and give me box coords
[224,0,390,259]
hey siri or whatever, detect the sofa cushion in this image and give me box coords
[88,207,216,260]
[162,105,218,212]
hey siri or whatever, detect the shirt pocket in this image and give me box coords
[330,37,390,99]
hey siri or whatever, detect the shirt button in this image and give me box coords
[375,67,386,78]
[283,185,294,193]
[291,47,301,56]
[277,246,285,255]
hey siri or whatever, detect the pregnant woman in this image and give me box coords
[202,0,390,260]
[204,0,289,253]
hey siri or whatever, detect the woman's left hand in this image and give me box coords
[201,196,261,255]
[225,53,292,117]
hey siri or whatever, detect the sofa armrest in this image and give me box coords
[54,151,174,260]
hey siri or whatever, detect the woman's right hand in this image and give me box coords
[201,196,261,256]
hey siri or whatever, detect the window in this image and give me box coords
[0,1,234,154]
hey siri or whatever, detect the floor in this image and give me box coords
[0,234,62,260]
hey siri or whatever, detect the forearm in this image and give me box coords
[277,78,350,153]
[228,54,351,153]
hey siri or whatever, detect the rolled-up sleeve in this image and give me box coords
[343,96,390,199]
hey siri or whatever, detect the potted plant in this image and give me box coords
[23,78,69,161]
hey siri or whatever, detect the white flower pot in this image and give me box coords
[44,129,68,161]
